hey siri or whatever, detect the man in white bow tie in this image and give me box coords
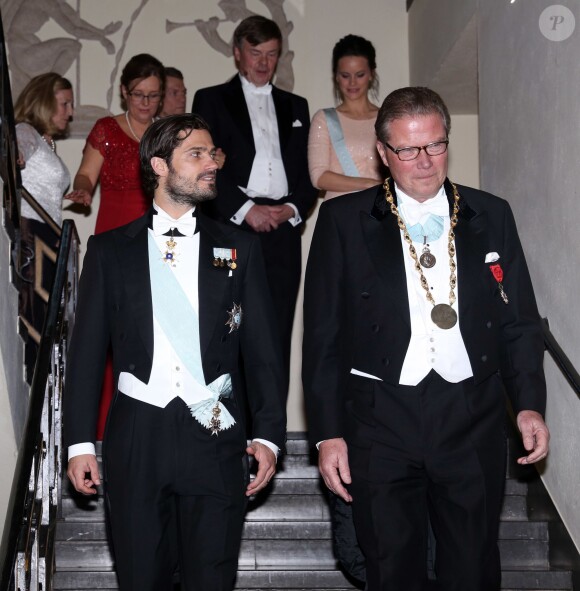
[303,87,549,591]
[193,15,317,389]
[64,114,286,591]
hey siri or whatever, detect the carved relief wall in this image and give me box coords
[1,0,300,137]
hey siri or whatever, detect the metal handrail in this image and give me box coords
[0,220,79,591]
[542,318,580,397]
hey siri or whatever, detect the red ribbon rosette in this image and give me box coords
[489,264,503,283]
[489,263,509,304]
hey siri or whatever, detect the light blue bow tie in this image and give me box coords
[403,214,445,243]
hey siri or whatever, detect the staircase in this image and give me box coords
[54,432,575,591]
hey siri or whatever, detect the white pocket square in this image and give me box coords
[485,252,500,263]
[292,119,303,127]
[350,368,383,381]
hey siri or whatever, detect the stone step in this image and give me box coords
[501,568,573,589]
[61,488,529,522]
[52,567,573,590]
[55,539,338,571]
[55,535,550,572]
[61,494,332,522]
[56,519,548,544]
[62,476,325,501]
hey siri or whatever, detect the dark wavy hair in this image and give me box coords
[119,53,165,111]
[140,113,210,198]
[375,87,451,143]
[332,34,379,102]
[233,15,282,50]
[14,73,73,138]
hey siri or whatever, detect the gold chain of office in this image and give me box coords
[383,178,461,328]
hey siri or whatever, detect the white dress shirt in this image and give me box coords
[397,184,474,386]
[230,75,300,227]
[69,202,278,459]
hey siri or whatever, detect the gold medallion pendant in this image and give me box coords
[384,178,461,331]
[431,304,458,329]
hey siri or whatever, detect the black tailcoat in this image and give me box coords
[192,76,318,378]
[303,180,546,445]
[64,209,286,450]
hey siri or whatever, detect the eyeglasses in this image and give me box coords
[128,91,162,104]
[383,139,449,161]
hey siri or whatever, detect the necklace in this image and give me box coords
[384,178,461,330]
[399,210,445,269]
[125,111,144,142]
[42,135,56,152]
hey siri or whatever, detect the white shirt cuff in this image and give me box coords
[252,438,279,462]
[68,442,96,461]
[285,202,302,226]
[230,200,255,225]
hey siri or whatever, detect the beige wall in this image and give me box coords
[478,0,580,550]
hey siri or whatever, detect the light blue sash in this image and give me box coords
[323,108,360,177]
[148,233,204,382]
[148,234,235,431]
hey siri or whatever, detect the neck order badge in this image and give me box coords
[384,179,461,329]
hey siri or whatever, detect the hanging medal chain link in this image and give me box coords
[383,179,460,307]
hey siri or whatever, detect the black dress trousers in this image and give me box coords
[103,393,248,591]
[347,371,506,591]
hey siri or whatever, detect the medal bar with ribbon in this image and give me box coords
[213,247,237,269]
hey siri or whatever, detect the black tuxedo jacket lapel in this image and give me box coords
[223,76,254,151]
[223,76,291,159]
[446,180,490,325]
[361,183,411,329]
[197,213,235,359]
[272,87,291,152]
[119,215,154,362]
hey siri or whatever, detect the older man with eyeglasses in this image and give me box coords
[303,86,549,591]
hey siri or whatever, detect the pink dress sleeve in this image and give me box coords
[308,109,333,188]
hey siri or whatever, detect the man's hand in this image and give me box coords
[269,204,294,225]
[516,410,550,464]
[318,438,353,502]
[67,454,100,495]
[244,205,278,232]
[246,441,277,496]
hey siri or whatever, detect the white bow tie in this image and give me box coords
[399,192,449,226]
[248,83,272,96]
[152,213,196,237]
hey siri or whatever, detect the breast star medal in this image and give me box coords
[225,303,242,333]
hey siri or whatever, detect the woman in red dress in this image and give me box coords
[66,53,165,438]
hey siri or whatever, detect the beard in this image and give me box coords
[164,167,217,206]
